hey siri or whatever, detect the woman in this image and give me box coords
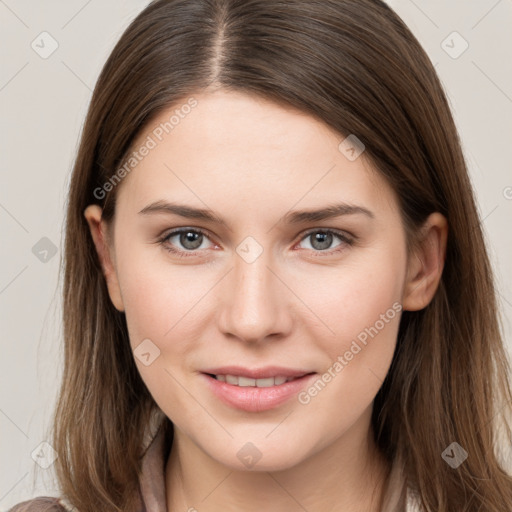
[9,0,512,511]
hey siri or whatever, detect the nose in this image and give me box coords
[217,248,293,344]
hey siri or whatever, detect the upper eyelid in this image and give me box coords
[161,227,215,243]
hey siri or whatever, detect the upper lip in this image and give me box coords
[201,366,315,379]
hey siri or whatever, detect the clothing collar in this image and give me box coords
[138,410,169,512]
[137,414,421,512]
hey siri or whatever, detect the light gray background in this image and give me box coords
[1,1,511,509]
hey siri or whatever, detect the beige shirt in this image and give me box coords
[9,421,422,512]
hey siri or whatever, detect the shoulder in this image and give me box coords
[7,496,72,512]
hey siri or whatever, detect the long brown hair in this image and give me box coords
[25,0,512,510]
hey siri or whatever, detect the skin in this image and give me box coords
[84,89,447,512]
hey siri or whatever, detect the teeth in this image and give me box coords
[237,376,256,386]
[226,374,238,385]
[214,374,296,387]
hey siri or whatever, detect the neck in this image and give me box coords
[165,408,391,512]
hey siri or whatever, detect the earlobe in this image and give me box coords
[402,212,448,311]
[83,205,125,312]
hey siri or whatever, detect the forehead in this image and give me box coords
[115,90,397,219]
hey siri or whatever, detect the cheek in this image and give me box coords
[115,251,214,423]
[116,245,211,350]
[295,242,406,385]
[290,260,404,446]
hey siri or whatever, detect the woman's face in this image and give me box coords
[86,90,425,471]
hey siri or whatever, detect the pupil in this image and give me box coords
[181,231,202,249]
[313,232,332,250]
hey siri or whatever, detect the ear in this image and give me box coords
[83,204,125,312]
[402,212,448,311]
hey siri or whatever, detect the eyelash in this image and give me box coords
[157,227,355,259]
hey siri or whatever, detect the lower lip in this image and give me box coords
[201,373,317,412]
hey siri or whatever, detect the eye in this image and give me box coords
[157,227,354,259]
[159,228,215,257]
[295,229,354,254]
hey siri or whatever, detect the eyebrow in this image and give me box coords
[138,200,374,225]
[283,203,374,223]
[138,200,227,226]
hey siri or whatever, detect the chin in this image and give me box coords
[208,438,311,472]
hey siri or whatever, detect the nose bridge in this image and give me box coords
[218,242,291,342]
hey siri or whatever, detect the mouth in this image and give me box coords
[201,370,317,412]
